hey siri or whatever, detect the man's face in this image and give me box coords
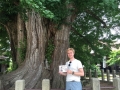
[67,50,74,59]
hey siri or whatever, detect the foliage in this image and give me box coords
[0,25,12,73]
[20,0,54,19]
[0,0,19,24]
[84,64,101,78]
[0,27,10,55]
[69,0,120,69]
[45,40,54,64]
[0,0,120,70]
[20,0,71,26]
[107,49,120,65]
[17,39,27,61]
[6,58,18,72]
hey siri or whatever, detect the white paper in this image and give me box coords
[59,65,67,72]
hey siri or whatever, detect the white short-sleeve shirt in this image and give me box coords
[66,59,83,82]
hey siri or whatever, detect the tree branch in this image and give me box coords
[71,27,93,49]
[86,9,107,28]
[0,22,9,32]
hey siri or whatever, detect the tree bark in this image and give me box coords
[0,11,46,90]
[0,9,71,90]
[16,13,26,65]
[51,24,70,88]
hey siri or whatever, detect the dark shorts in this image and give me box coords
[66,81,82,90]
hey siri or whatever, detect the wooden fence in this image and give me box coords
[84,69,120,82]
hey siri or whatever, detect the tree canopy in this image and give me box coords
[0,0,120,69]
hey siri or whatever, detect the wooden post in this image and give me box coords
[95,69,98,78]
[107,69,110,82]
[101,69,104,81]
[84,67,86,78]
[0,80,3,90]
[89,69,92,80]
[113,70,116,78]
[119,70,120,77]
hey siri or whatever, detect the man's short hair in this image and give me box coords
[67,48,75,54]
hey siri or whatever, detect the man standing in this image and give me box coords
[59,48,84,90]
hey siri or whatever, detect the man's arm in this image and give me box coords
[67,68,84,76]
[73,68,84,76]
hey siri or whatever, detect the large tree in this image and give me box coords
[0,0,120,90]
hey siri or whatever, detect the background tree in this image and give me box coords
[0,0,120,90]
[107,49,120,65]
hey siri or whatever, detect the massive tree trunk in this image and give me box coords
[0,9,71,90]
[51,24,70,88]
[16,13,26,66]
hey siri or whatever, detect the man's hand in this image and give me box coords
[67,69,72,74]
[59,71,67,76]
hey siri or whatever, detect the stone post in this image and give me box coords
[42,79,50,90]
[15,80,25,90]
[113,78,120,90]
[91,78,100,90]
